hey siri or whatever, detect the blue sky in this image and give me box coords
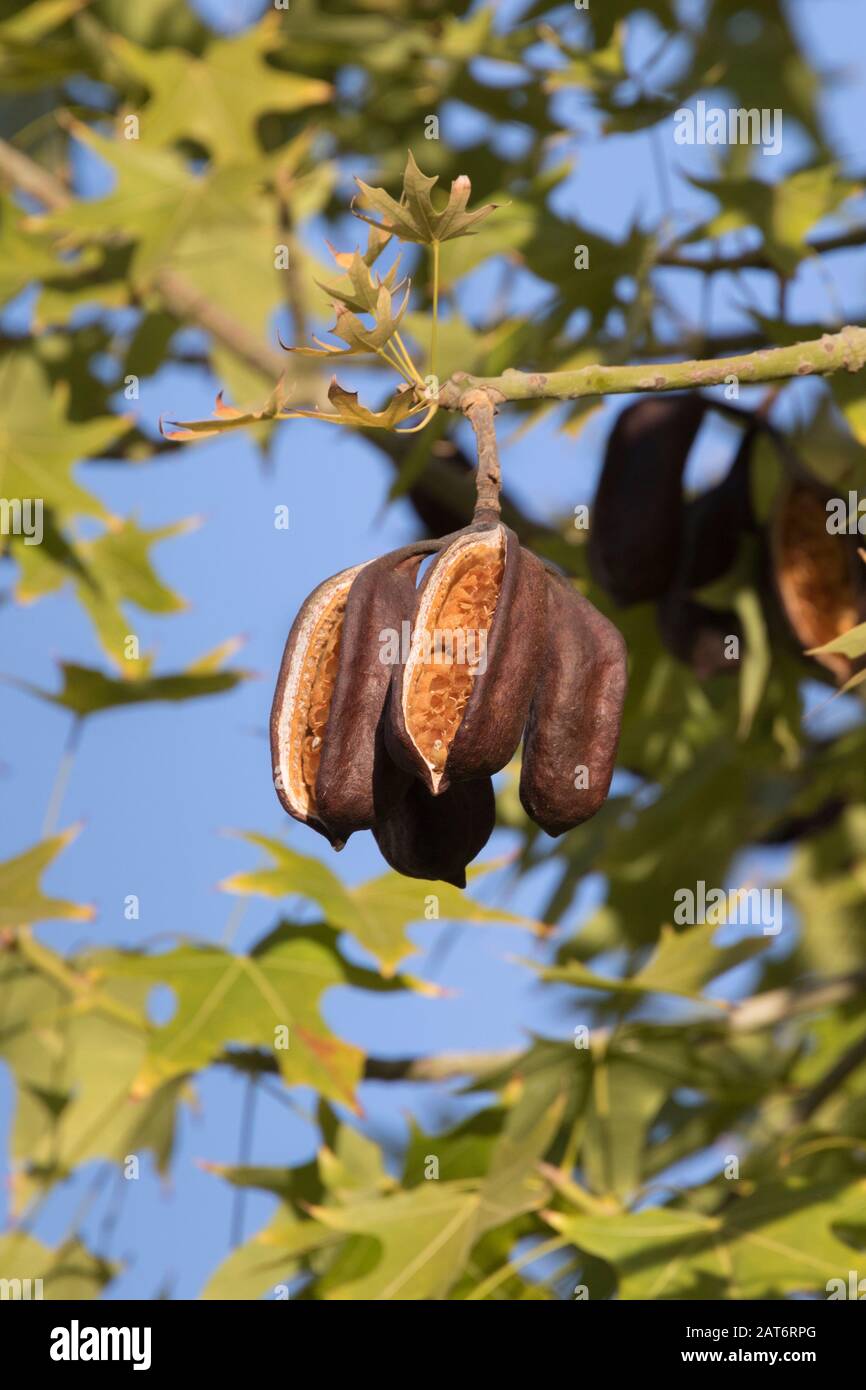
[2,0,865,1298]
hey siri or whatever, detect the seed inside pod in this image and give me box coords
[271,564,364,839]
[403,526,505,783]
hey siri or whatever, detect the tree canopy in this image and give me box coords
[1,0,866,1302]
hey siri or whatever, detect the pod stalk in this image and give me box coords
[464,389,502,524]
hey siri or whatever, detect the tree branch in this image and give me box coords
[0,136,69,208]
[660,226,866,273]
[437,325,866,409]
[153,267,286,382]
[0,138,286,385]
[794,1026,866,1122]
[365,970,866,1082]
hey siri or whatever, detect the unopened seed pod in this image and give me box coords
[770,475,866,684]
[387,521,547,795]
[589,396,707,606]
[656,429,754,677]
[270,543,435,846]
[676,426,755,592]
[372,776,496,888]
[520,570,628,837]
[656,592,740,679]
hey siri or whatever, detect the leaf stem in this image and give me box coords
[230,1076,259,1248]
[377,344,414,382]
[466,1233,571,1301]
[392,331,424,385]
[430,239,440,379]
[43,717,83,838]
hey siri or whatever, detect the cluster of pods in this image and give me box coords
[271,514,628,886]
[589,395,866,684]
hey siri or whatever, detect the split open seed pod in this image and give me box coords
[387,521,547,795]
[520,569,628,837]
[315,542,438,841]
[373,775,496,888]
[770,475,866,684]
[270,542,436,847]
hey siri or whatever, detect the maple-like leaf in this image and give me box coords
[353,151,499,245]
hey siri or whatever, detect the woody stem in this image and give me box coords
[464,389,502,521]
[438,324,866,409]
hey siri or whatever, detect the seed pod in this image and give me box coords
[387,522,547,795]
[270,563,364,846]
[270,543,434,847]
[315,543,434,841]
[520,570,627,837]
[770,476,866,683]
[656,593,740,679]
[373,776,496,888]
[676,426,755,592]
[656,429,754,677]
[589,396,707,605]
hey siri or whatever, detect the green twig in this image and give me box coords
[437,325,866,410]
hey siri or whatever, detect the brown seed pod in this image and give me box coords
[770,476,866,683]
[270,563,364,846]
[372,776,496,888]
[387,521,547,795]
[676,426,755,591]
[270,543,436,847]
[656,428,754,677]
[315,542,435,842]
[656,593,740,679]
[588,395,707,606]
[519,570,628,837]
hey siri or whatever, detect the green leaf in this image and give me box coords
[808,618,866,663]
[201,1214,341,1301]
[0,827,94,928]
[734,585,772,738]
[353,151,499,246]
[0,194,77,306]
[315,236,402,316]
[308,1181,482,1299]
[163,380,427,441]
[548,1180,866,1299]
[108,20,332,165]
[8,645,249,718]
[220,832,545,975]
[293,281,410,358]
[0,349,125,522]
[105,924,370,1108]
[0,1233,115,1300]
[539,920,770,1004]
[689,166,860,277]
[15,515,193,671]
[0,948,183,1210]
